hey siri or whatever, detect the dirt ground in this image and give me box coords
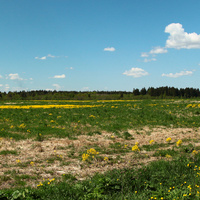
[1,126,200,189]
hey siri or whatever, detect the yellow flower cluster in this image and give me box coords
[186,104,200,108]
[82,153,90,161]
[104,157,109,161]
[18,123,26,128]
[192,150,199,156]
[166,137,172,143]
[89,115,95,118]
[0,104,102,109]
[176,139,182,147]
[82,148,99,161]
[87,148,99,155]
[132,145,140,152]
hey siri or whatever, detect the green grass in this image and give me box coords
[0,99,200,140]
[1,154,200,199]
[0,150,18,155]
[1,99,200,199]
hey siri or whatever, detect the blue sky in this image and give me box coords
[1,0,200,92]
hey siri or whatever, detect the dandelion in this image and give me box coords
[176,139,182,147]
[149,140,154,144]
[165,154,172,159]
[82,153,89,161]
[18,123,26,128]
[16,159,21,163]
[37,182,43,187]
[135,142,139,145]
[166,137,172,143]
[192,150,198,155]
[30,161,34,166]
[132,145,140,152]
[104,157,109,161]
[87,148,99,155]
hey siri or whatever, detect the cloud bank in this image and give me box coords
[162,70,193,78]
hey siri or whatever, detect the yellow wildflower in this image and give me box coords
[104,157,109,161]
[132,145,140,152]
[176,139,182,147]
[166,137,172,143]
[149,140,154,144]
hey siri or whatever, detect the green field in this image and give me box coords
[1,99,200,199]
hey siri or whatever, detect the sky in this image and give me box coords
[1,0,200,92]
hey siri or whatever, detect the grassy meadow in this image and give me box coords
[1,99,200,199]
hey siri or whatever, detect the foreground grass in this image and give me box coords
[1,154,200,200]
[1,99,200,199]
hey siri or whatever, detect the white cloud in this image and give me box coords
[104,47,116,52]
[52,84,61,91]
[0,75,3,79]
[35,56,47,60]
[165,23,200,49]
[47,54,55,58]
[143,58,157,63]
[53,74,66,79]
[141,47,167,61]
[149,46,168,54]
[0,84,3,87]
[123,67,149,78]
[162,70,193,78]
[35,54,67,60]
[141,52,149,57]
[8,73,23,80]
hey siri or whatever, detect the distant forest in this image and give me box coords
[0,86,200,100]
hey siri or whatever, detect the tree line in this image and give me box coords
[0,86,200,100]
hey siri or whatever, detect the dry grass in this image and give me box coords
[0,126,200,189]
